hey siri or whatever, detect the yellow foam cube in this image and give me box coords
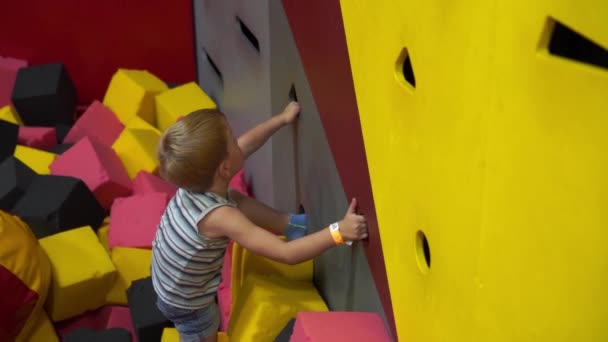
[17,310,59,342]
[14,145,57,175]
[1,211,52,341]
[0,105,22,125]
[161,328,229,342]
[112,116,161,179]
[97,217,110,254]
[228,274,327,341]
[105,247,152,305]
[103,69,168,126]
[39,226,117,321]
[231,239,312,307]
[155,82,217,132]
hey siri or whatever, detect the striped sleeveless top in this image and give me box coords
[151,188,235,310]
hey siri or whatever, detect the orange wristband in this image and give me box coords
[329,222,345,245]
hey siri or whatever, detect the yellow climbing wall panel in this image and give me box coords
[340,0,608,341]
[476,1,608,341]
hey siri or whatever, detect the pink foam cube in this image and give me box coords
[290,312,391,342]
[218,240,235,331]
[106,306,138,342]
[54,306,112,338]
[108,192,169,249]
[64,100,124,146]
[0,57,27,107]
[132,171,177,198]
[229,169,252,196]
[49,136,132,210]
[17,126,57,150]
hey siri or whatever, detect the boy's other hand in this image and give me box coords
[280,101,301,124]
[339,198,368,242]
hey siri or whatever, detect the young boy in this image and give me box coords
[151,102,368,342]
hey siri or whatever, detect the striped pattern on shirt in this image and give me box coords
[151,188,235,310]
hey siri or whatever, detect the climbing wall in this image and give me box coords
[335,0,608,341]
[192,0,275,207]
[192,0,392,334]
[267,0,389,329]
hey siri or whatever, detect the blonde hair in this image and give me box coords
[157,109,229,192]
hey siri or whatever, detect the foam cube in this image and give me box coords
[19,310,59,342]
[231,240,313,306]
[54,305,136,342]
[132,171,177,198]
[18,126,57,150]
[103,69,168,126]
[218,241,235,332]
[50,136,132,210]
[228,274,328,341]
[64,328,132,342]
[97,218,110,254]
[0,119,18,162]
[64,100,124,146]
[39,227,117,321]
[12,175,105,238]
[54,306,112,338]
[274,319,295,342]
[0,56,27,108]
[106,306,138,342]
[127,277,173,342]
[108,192,168,248]
[0,105,22,124]
[106,247,152,305]
[48,143,74,155]
[0,156,37,212]
[11,63,77,126]
[290,312,392,342]
[155,82,216,132]
[0,211,52,341]
[55,124,72,143]
[161,328,229,342]
[14,145,57,174]
[112,116,161,179]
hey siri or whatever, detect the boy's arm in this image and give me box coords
[201,205,333,265]
[237,101,300,159]
[229,188,288,235]
[199,199,367,265]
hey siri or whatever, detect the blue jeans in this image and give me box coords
[156,298,219,342]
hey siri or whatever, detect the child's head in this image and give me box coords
[157,109,243,192]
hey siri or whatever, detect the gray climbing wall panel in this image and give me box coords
[193,0,275,207]
[193,0,388,329]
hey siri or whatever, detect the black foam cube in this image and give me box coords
[0,120,18,163]
[64,328,132,342]
[55,123,72,144]
[11,63,77,126]
[48,143,74,155]
[0,156,37,212]
[12,175,105,238]
[274,318,296,341]
[127,277,173,342]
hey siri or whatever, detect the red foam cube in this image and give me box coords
[64,100,124,146]
[55,306,112,338]
[132,171,177,198]
[49,136,132,210]
[108,192,168,249]
[54,306,137,341]
[106,306,138,342]
[290,312,391,342]
[17,126,57,150]
[218,241,235,332]
[0,57,27,107]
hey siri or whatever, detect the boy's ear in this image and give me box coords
[218,159,231,179]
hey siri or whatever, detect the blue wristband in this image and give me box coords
[285,214,308,240]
